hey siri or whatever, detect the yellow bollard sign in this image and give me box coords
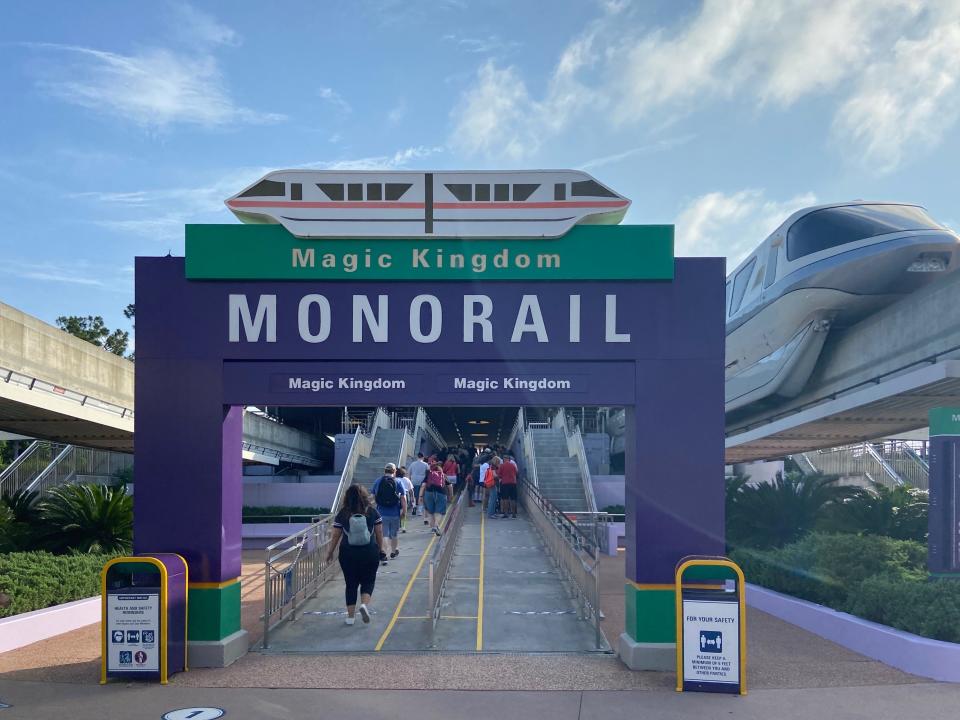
[675,556,747,695]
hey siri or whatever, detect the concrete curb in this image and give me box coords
[0,596,100,654]
[747,583,960,683]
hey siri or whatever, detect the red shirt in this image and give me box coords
[443,458,459,476]
[498,461,517,485]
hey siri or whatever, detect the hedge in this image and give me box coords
[0,551,117,618]
[241,505,328,523]
[731,532,960,642]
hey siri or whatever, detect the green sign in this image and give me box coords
[185,224,674,281]
[930,407,960,436]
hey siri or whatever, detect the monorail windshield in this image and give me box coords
[786,204,943,261]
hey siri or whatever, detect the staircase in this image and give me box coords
[350,429,405,489]
[530,428,590,512]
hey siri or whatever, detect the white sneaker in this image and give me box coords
[358,604,371,624]
[345,616,355,626]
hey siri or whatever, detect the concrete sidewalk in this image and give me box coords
[0,679,958,720]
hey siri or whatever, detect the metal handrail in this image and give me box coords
[416,407,447,451]
[262,425,374,646]
[262,515,338,649]
[26,445,133,495]
[241,440,320,468]
[566,423,599,513]
[0,440,42,495]
[863,443,904,486]
[0,363,134,420]
[504,407,525,453]
[519,479,606,650]
[428,491,467,629]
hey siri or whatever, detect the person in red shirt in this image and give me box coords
[498,454,518,518]
[442,455,459,495]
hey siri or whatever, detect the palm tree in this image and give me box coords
[727,471,851,549]
[38,484,132,554]
[820,483,928,541]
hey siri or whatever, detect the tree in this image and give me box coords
[819,483,928,542]
[726,471,853,549]
[56,314,129,357]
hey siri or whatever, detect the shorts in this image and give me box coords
[499,483,517,500]
[381,515,401,539]
[424,489,447,515]
[446,475,457,485]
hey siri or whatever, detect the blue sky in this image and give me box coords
[2,0,959,337]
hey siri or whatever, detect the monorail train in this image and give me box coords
[225,170,630,239]
[725,201,960,414]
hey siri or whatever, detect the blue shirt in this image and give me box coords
[372,475,403,517]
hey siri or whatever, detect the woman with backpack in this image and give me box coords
[325,484,385,626]
[420,462,448,536]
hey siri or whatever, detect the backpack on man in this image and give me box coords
[427,469,445,489]
[375,475,400,508]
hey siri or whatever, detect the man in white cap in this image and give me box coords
[372,463,406,560]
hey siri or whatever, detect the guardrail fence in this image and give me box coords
[428,491,467,630]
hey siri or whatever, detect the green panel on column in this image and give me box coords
[624,584,676,643]
[188,581,242,642]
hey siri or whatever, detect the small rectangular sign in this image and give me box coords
[929,407,960,436]
[185,224,674,281]
[682,598,740,689]
[106,593,160,673]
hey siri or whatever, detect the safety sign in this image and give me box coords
[105,593,159,673]
[681,598,740,687]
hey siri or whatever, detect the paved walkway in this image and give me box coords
[264,502,600,653]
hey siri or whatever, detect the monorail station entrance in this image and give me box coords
[132,171,725,670]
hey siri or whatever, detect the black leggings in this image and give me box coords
[339,551,379,607]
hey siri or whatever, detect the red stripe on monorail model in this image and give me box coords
[227,199,627,210]
[434,200,629,210]
[226,200,425,209]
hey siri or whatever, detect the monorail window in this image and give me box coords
[730,257,756,316]
[555,183,566,201]
[571,180,617,198]
[367,183,382,201]
[494,184,509,201]
[512,184,538,201]
[318,183,344,201]
[348,183,363,201]
[763,243,779,288]
[385,183,412,201]
[786,204,943,261]
[445,184,472,201]
[475,184,490,201]
[240,179,285,198]
[291,183,302,201]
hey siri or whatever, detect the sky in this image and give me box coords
[2,0,960,338]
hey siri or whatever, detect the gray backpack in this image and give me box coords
[346,513,372,546]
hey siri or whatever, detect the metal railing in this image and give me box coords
[0,364,134,420]
[428,491,467,629]
[0,440,60,496]
[262,424,376,646]
[520,479,606,650]
[262,516,339,649]
[241,440,321,468]
[796,439,930,490]
[504,407,526,454]
[523,424,540,489]
[417,407,448,452]
[565,423,599,514]
[26,445,133,495]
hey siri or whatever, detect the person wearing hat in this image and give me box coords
[372,462,406,559]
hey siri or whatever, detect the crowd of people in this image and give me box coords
[325,443,521,625]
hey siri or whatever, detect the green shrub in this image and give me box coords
[37,485,132,554]
[818,484,928,542]
[848,576,960,643]
[0,551,117,618]
[601,504,625,515]
[733,531,960,642]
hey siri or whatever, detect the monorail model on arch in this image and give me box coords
[225,170,630,239]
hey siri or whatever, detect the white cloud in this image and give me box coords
[169,3,241,47]
[318,87,352,113]
[442,33,521,55]
[387,100,407,126]
[2,260,104,287]
[675,189,817,267]
[451,0,960,172]
[834,21,960,174]
[577,135,695,171]
[27,43,283,129]
[306,145,445,171]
